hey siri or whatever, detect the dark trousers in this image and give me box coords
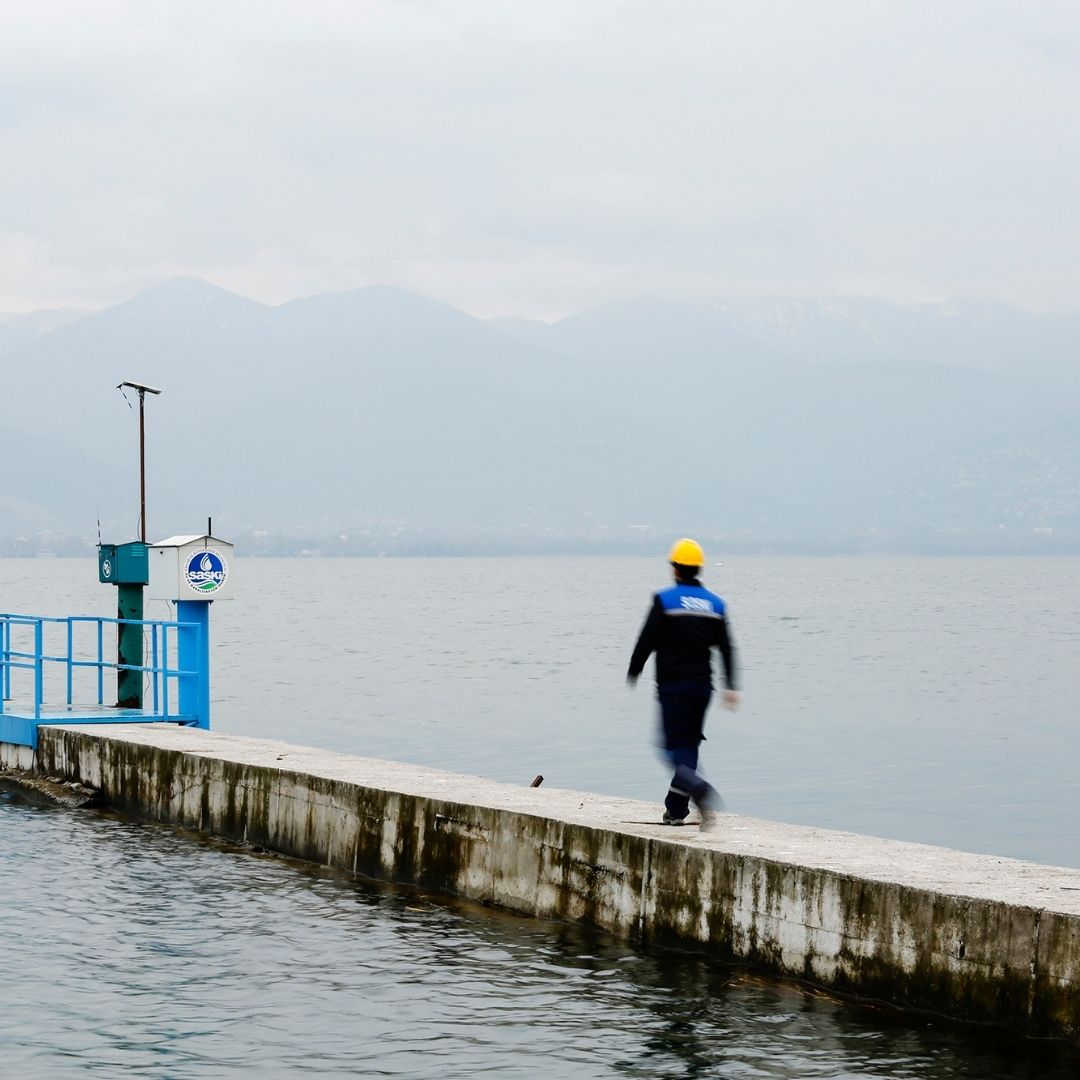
[659,683,720,820]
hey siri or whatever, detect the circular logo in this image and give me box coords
[184,549,228,594]
[102,559,113,580]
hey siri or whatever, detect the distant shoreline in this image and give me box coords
[3,546,1078,559]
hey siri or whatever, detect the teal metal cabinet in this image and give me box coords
[98,542,149,585]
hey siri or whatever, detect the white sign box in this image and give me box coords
[148,535,235,602]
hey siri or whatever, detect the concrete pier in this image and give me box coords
[4,723,1080,1042]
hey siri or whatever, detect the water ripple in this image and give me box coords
[3,792,1079,1078]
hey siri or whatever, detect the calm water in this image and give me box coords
[2,556,1080,1077]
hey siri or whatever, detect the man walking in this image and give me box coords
[627,538,739,828]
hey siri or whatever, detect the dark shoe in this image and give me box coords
[661,812,687,826]
[698,808,719,832]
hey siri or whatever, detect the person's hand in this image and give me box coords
[722,689,740,711]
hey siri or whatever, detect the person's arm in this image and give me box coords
[627,596,663,684]
[715,617,740,708]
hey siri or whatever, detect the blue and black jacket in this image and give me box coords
[628,579,737,690]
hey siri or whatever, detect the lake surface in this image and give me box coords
[2,555,1079,1077]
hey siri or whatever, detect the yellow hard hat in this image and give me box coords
[668,537,706,567]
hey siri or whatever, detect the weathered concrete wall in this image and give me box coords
[6,723,1080,1042]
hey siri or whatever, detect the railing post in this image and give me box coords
[151,624,160,713]
[1,618,9,703]
[34,619,43,720]
[66,618,74,705]
[161,624,169,718]
[97,619,104,706]
[1,618,8,710]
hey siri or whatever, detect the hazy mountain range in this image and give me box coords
[2,278,1078,555]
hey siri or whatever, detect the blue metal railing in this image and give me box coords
[0,612,200,723]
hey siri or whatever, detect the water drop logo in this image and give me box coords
[184,548,228,593]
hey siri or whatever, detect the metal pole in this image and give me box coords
[118,380,160,540]
[114,381,160,713]
[116,584,144,709]
[139,388,147,543]
[176,601,211,729]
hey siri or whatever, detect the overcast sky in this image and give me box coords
[2,1,1079,318]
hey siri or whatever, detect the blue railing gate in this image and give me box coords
[0,611,208,749]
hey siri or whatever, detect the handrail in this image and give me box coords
[0,612,201,723]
